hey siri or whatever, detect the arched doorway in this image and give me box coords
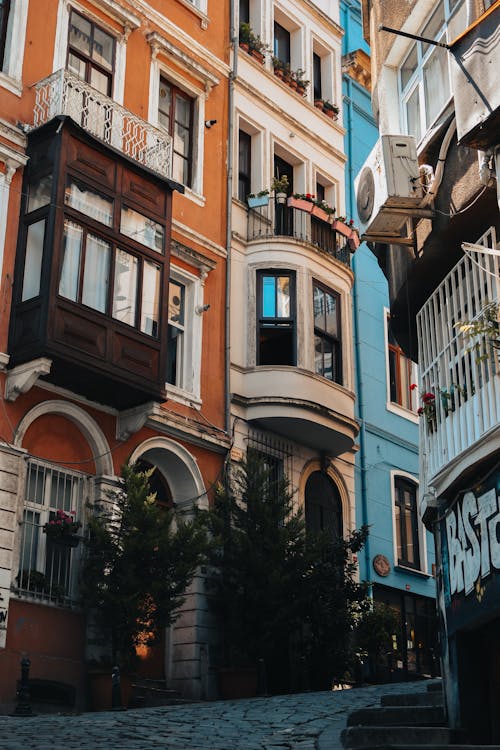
[304,470,343,539]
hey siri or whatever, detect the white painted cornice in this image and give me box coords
[0,118,27,150]
[73,0,141,30]
[134,0,230,78]
[5,358,52,401]
[147,31,220,91]
[172,219,227,259]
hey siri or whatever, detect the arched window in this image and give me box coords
[136,459,174,509]
[305,471,343,539]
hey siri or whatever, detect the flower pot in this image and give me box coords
[287,196,313,213]
[247,195,269,209]
[250,49,264,64]
[297,86,306,97]
[274,68,284,79]
[288,79,298,91]
[218,667,258,700]
[333,219,352,238]
[239,42,249,53]
[348,232,361,250]
[311,205,330,222]
[275,192,287,205]
[314,100,324,110]
[48,534,80,548]
[324,107,335,119]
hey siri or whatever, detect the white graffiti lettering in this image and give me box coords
[446,488,499,597]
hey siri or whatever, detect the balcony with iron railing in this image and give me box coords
[247,200,353,267]
[417,227,500,488]
[33,69,173,180]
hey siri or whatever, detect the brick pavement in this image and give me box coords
[0,679,438,750]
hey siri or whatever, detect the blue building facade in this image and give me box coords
[341,0,438,678]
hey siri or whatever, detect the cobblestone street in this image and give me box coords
[0,679,438,750]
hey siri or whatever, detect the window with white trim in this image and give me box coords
[158,77,194,187]
[17,461,86,605]
[166,266,203,402]
[394,475,421,570]
[0,0,28,92]
[399,0,466,141]
[387,314,418,412]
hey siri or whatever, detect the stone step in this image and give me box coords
[427,681,443,692]
[347,706,446,727]
[130,680,193,709]
[380,692,444,707]
[341,725,453,748]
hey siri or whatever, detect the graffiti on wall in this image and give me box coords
[445,487,500,597]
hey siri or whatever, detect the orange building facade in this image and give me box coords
[0,0,229,709]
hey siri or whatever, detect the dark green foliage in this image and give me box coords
[204,452,370,690]
[80,463,207,667]
[354,601,401,679]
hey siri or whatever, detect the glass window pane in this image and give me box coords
[395,503,402,559]
[82,234,110,312]
[92,26,114,69]
[448,0,467,41]
[262,276,276,317]
[424,46,449,126]
[325,293,337,335]
[112,249,138,326]
[276,276,290,317]
[172,154,188,185]
[167,324,182,385]
[400,43,418,90]
[120,207,164,253]
[26,463,46,505]
[141,261,161,337]
[422,1,445,53]
[313,285,324,329]
[176,94,191,128]
[67,51,86,81]
[314,334,323,375]
[169,280,185,325]
[22,220,45,301]
[65,182,113,226]
[323,339,333,380]
[59,220,83,301]
[404,508,415,563]
[28,175,52,213]
[158,81,171,129]
[90,67,111,96]
[174,123,191,158]
[406,86,421,141]
[69,12,91,56]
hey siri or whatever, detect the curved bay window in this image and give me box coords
[257,270,296,365]
[305,471,343,540]
[313,282,342,384]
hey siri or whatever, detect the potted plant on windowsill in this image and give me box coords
[322,100,339,120]
[271,175,289,204]
[43,509,81,547]
[292,68,309,97]
[247,189,270,209]
[239,22,268,64]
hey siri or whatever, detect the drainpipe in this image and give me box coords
[225,0,237,436]
[345,75,371,587]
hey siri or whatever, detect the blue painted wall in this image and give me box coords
[341,0,436,602]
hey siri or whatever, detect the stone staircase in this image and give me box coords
[341,681,500,750]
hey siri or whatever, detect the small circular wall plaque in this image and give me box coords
[373,554,390,577]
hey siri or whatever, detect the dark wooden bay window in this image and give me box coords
[9,117,181,408]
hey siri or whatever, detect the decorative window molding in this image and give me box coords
[147,32,219,93]
[0,138,28,280]
[52,0,132,105]
[0,0,28,95]
[175,0,209,29]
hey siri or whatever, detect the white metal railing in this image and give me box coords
[417,227,500,480]
[33,69,173,180]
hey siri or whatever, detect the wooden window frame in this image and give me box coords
[158,77,194,188]
[238,129,252,202]
[387,315,415,410]
[67,9,116,96]
[394,476,421,570]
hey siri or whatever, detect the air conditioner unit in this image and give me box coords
[354,135,422,238]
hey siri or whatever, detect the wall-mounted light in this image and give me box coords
[205,119,217,129]
[196,303,211,315]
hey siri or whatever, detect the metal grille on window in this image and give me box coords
[17,461,86,605]
[246,430,294,495]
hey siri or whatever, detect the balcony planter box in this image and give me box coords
[348,232,361,251]
[250,49,265,64]
[247,195,269,209]
[332,219,352,238]
[311,205,330,222]
[287,196,313,213]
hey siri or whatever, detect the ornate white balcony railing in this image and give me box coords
[33,69,173,180]
[417,227,500,481]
